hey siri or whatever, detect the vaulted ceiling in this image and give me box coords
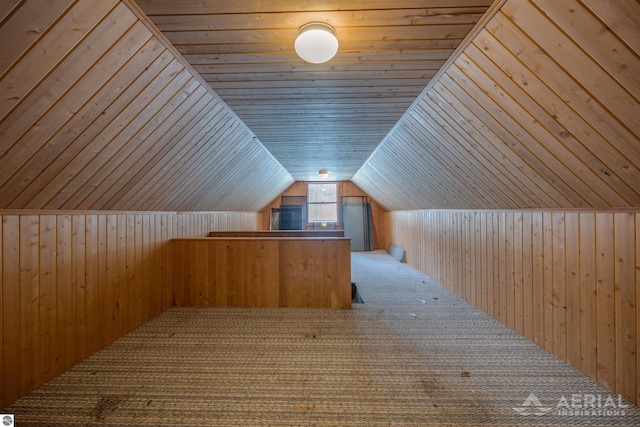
[0,0,638,212]
[134,0,492,181]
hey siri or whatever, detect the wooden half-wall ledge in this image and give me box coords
[172,237,352,308]
[207,230,344,237]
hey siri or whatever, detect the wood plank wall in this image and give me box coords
[0,210,257,408]
[172,238,351,309]
[387,209,640,405]
[258,181,387,249]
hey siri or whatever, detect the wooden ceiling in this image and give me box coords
[354,0,640,210]
[134,0,493,181]
[0,0,293,211]
[0,0,638,212]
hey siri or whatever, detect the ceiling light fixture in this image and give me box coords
[294,22,338,64]
[318,169,329,179]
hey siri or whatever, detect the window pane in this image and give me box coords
[308,183,337,203]
[308,203,337,222]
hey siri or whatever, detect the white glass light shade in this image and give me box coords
[318,169,329,178]
[295,23,338,64]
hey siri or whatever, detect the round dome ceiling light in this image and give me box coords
[294,22,338,64]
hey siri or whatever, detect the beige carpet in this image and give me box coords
[5,251,640,426]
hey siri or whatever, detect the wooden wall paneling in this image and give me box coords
[181,135,258,210]
[443,61,586,206]
[505,212,514,329]
[472,213,480,305]
[0,0,75,76]
[193,240,211,306]
[426,91,528,208]
[468,33,637,206]
[513,212,523,335]
[531,212,544,347]
[229,239,246,307]
[0,0,118,121]
[497,212,506,324]
[0,3,138,184]
[95,215,107,351]
[71,215,87,364]
[173,237,350,309]
[439,74,572,208]
[127,99,219,206]
[429,86,535,208]
[142,215,152,320]
[581,0,640,56]
[542,212,554,353]
[166,129,250,209]
[595,213,616,391]
[403,120,489,208]
[84,78,204,210]
[278,239,295,307]
[212,239,228,306]
[614,213,637,403]
[454,54,604,208]
[503,0,639,139]
[535,0,639,105]
[110,98,218,210]
[62,67,193,209]
[10,43,171,209]
[565,212,581,368]
[37,216,56,388]
[579,213,597,380]
[440,84,552,207]
[521,212,534,340]
[2,216,19,406]
[637,213,640,405]
[39,59,184,209]
[93,84,208,210]
[0,0,20,21]
[415,101,519,208]
[551,212,566,360]
[139,111,237,210]
[85,215,99,356]
[485,212,494,317]
[54,215,72,376]
[0,216,2,408]
[256,240,276,307]
[104,214,117,346]
[469,213,476,304]
[2,20,157,208]
[115,215,126,338]
[388,209,638,403]
[485,11,640,182]
[479,212,488,313]
[0,216,2,407]
[19,216,38,396]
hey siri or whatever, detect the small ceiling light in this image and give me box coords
[318,169,329,179]
[295,22,338,64]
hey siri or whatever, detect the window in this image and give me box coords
[307,182,337,223]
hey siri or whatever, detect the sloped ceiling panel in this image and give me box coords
[0,0,293,212]
[353,0,640,210]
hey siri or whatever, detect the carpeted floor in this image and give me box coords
[5,251,640,426]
